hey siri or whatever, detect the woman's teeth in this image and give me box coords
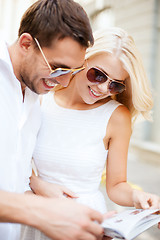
[44,79,55,87]
[90,87,102,97]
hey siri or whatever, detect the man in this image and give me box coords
[0,0,104,239]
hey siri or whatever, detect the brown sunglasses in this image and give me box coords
[87,67,126,94]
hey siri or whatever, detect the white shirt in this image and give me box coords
[0,39,41,240]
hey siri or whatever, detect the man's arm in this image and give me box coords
[0,190,103,240]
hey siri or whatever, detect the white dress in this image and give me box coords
[21,92,121,240]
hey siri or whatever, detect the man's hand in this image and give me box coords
[0,191,103,240]
[29,196,104,240]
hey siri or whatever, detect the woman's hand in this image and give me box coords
[30,175,78,199]
[132,189,160,230]
[132,189,160,209]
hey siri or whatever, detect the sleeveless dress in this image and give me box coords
[21,92,121,240]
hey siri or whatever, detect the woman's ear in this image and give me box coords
[18,33,34,52]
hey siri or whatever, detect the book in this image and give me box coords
[102,209,160,239]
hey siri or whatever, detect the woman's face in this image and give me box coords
[74,52,129,105]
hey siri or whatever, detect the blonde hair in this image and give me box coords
[85,27,153,123]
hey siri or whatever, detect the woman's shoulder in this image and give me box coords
[107,103,131,133]
[111,103,131,124]
[103,102,132,144]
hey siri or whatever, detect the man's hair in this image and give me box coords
[18,0,94,48]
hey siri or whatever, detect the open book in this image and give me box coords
[102,209,160,239]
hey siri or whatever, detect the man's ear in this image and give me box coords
[18,33,34,52]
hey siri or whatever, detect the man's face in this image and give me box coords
[19,37,86,94]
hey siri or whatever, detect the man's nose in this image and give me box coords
[56,74,72,87]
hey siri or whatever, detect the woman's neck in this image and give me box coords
[54,80,86,109]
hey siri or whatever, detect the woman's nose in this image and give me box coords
[97,81,109,93]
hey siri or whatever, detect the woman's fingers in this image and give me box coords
[62,186,78,198]
[133,189,160,209]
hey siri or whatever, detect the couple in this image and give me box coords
[21,23,160,240]
[20,28,160,240]
[0,1,159,240]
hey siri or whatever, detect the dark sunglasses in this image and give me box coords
[87,67,126,94]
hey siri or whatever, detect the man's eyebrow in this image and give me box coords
[50,63,70,69]
[50,62,85,70]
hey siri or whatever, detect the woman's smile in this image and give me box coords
[88,86,104,98]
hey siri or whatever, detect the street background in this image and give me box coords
[0,0,160,239]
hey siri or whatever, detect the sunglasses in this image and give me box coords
[34,38,85,78]
[87,67,126,94]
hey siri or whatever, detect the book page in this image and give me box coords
[102,209,160,239]
[128,211,160,239]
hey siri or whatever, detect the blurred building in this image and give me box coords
[0,0,160,164]
[0,0,34,43]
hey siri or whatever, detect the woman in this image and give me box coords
[21,27,160,240]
